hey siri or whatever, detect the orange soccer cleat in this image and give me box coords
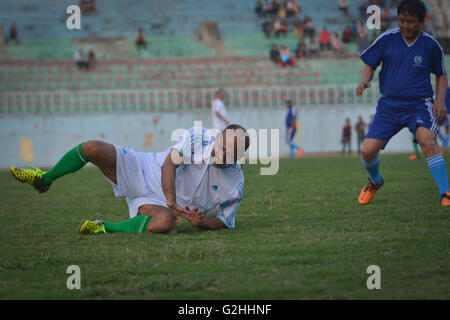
[441,191,450,206]
[408,154,419,160]
[358,178,384,205]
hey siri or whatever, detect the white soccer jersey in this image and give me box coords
[211,98,228,131]
[109,127,244,228]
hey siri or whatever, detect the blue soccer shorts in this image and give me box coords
[366,97,438,145]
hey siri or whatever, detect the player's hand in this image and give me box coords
[433,101,447,122]
[166,201,188,224]
[356,82,371,96]
[183,206,205,227]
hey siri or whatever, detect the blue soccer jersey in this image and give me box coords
[358,28,446,106]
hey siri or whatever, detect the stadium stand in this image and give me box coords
[0,0,448,113]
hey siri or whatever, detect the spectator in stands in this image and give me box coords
[271,0,279,15]
[342,26,353,43]
[88,49,96,71]
[262,16,272,38]
[331,33,347,58]
[255,0,264,17]
[286,0,296,17]
[5,23,19,45]
[263,0,273,16]
[273,19,283,38]
[280,19,289,37]
[359,2,368,20]
[355,116,366,155]
[294,38,306,59]
[280,45,296,67]
[306,37,320,58]
[341,118,352,155]
[338,0,349,15]
[80,0,97,15]
[74,48,88,71]
[357,23,369,51]
[319,27,331,51]
[270,44,281,64]
[292,17,303,38]
[303,16,315,39]
[381,7,393,27]
[211,89,229,131]
[135,28,147,50]
[278,1,287,20]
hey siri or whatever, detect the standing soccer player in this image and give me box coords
[211,88,229,131]
[356,0,450,206]
[285,100,303,158]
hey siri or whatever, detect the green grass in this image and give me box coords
[0,154,449,299]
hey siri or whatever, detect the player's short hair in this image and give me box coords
[215,88,225,97]
[222,124,250,151]
[397,0,426,22]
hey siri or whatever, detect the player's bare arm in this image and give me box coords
[434,73,448,122]
[356,64,375,96]
[161,149,204,224]
[215,111,229,125]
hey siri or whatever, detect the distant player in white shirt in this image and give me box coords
[211,88,229,131]
[11,123,249,235]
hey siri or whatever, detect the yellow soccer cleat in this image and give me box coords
[77,220,107,235]
[10,166,51,193]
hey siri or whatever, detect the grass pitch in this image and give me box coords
[0,154,449,299]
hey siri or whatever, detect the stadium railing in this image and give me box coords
[0,84,381,114]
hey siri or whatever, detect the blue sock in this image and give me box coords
[290,142,301,158]
[427,154,449,196]
[362,155,382,184]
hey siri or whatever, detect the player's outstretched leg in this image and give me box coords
[78,204,175,235]
[416,127,450,206]
[11,140,117,193]
[358,138,385,204]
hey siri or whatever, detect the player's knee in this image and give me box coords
[419,139,438,157]
[81,140,101,160]
[147,212,174,234]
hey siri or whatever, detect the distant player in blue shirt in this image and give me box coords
[285,100,303,158]
[356,0,450,206]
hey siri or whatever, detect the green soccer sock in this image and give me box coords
[103,215,151,234]
[42,143,88,185]
[413,141,420,156]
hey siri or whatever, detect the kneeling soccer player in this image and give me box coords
[10,124,249,234]
[356,0,450,206]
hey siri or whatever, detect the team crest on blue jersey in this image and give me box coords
[413,55,422,66]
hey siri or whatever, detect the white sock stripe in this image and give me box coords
[427,154,443,161]
[428,157,444,164]
[429,162,445,169]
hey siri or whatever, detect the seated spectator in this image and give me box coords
[279,45,295,67]
[359,2,368,20]
[331,33,348,58]
[292,17,303,38]
[262,16,272,38]
[303,16,315,39]
[357,23,369,51]
[80,0,97,15]
[306,37,320,58]
[74,48,88,70]
[135,28,147,49]
[319,27,331,51]
[338,0,349,15]
[278,2,287,20]
[292,1,301,15]
[280,19,288,37]
[342,26,353,43]
[294,38,306,59]
[273,19,283,38]
[5,23,19,45]
[286,0,295,17]
[263,0,273,16]
[382,7,393,27]
[270,44,281,64]
[88,49,96,71]
[271,0,279,15]
[255,0,264,17]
